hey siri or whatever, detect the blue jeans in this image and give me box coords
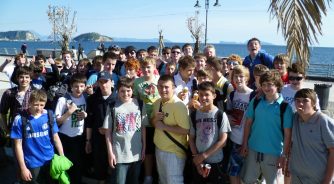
[112,161,141,184]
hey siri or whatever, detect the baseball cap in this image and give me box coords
[108,45,121,52]
[97,71,112,81]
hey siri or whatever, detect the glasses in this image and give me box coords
[172,51,181,54]
[57,65,63,68]
[288,76,303,81]
[227,61,239,66]
[163,52,171,55]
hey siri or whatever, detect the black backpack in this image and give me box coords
[21,110,55,142]
[214,81,230,111]
[229,90,257,103]
[48,82,69,110]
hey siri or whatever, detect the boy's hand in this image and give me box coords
[277,156,287,170]
[20,167,32,181]
[108,153,117,168]
[85,141,92,154]
[141,147,146,161]
[193,153,206,166]
[48,55,55,65]
[76,110,87,121]
[153,120,165,130]
[190,99,201,110]
[177,92,187,101]
[240,144,248,157]
[66,102,77,114]
[5,57,14,63]
[152,112,164,127]
[196,164,204,177]
[85,85,94,95]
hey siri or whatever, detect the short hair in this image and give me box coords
[92,56,103,66]
[54,58,63,65]
[147,46,158,53]
[294,88,318,110]
[15,53,25,61]
[253,64,269,76]
[103,52,118,63]
[288,63,305,76]
[247,37,261,46]
[141,57,156,68]
[125,58,140,70]
[194,53,207,61]
[78,58,91,68]
[196,69,212,80]
[260,70,283,92]
[274,53,290,66]
[227,54,243,65]
[35,55,46,62]
[204,44,215,52]
[182,43,193,51]
[31,62,43,73]
[198,81,216,94]
[178,56,196,70]
[16,66,33,79]
[117,77,134,90]
[162,47,171,53]
[70,73,87,86]
[158,75,175,86]
[171,45,181,51]
[166,62,176,68]
[206,57,222,72]
[231,65,250,82]
[61,50,72,56]
[29,90,47,103]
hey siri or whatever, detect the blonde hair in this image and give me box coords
[141,56,156,68]
[231,65,250,82]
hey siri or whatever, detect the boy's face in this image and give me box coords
[162,50,171,60]
[274,60,288,75]
[118,86,133,102]
[179,66,195,80]
[29,101,46,115]
[138,52,147,60]
[199,89,216,108]
[149,51,158,59]
[221,59,228,74]
[295,97,316,115]
[165,65,176,76]
[98,79,112,94]
[141,64,154,77]
[195,58,206,71]
[261,81,278,97]
[104,58,117,73]
[71,82,86,97]
[183,46,193,56]
[157,80,174,101]
[247,41,261,56]
[233,73,247,88]
[18,74,31,88]
[197,76,211,84]
[254,74,261,88]
[62,54,72,65]
[94,62,103,72]
[171,49,181,62]
[126,67,137,78]
[289,72,304,90]
[77,63,87,74]
[16,57,26,66]
[205,48,215,58]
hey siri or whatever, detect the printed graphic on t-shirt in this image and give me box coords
[115,112,141,134]
[142,83,159,103]
[196,118,217,144]
[26,122,49,138]
[71,104,86,127]
[231,99,249,126]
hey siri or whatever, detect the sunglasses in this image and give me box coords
[172,51,180,54]
[163,52,171,55]
[288,76,303,81]
[227,61,239,66]
[57,65,63,68]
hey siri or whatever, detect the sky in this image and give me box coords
[0,0,333,47]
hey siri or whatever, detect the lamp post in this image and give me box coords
[194,0,220,46]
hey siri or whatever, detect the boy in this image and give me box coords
[104,77,147,184]
[133,57,160,184]
[289,88,334,183]
[55,73,87,184]
[174,55,196,105]
[189,81,231,184]
[251,64,269,91]
[11,90,64,183]
[85,71,115,183]
[170,45,182,64]
[242,37,274,86]
[206,57,234,111]
[165,62,176,76]
[281,63,320,112]
[226,66,253,184]
[240,70,293,184]
[125,58,140,79]
[194,53,207,73]
[182,43,194,57]
[273,54,290,84]
[203,45,216,58]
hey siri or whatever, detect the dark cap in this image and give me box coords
[108,45,121,52]
[125,46,136,55]
[97,71,112,81]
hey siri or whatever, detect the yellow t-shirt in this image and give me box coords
[153,95,190,158]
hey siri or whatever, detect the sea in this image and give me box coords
[1,41,334,77]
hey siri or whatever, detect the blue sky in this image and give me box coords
[0,0,333,47]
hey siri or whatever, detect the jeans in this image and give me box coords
[156,148,186,184]
[111,161,141,184]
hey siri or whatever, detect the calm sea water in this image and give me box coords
[1,41,334,64]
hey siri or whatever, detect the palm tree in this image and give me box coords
[269,0,331,69]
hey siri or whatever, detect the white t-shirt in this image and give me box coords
[3,65,16,87]
[55,94,86,137]
[227,89,253,145]
[174,73,196,105]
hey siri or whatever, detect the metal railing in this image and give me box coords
[306,63,334,80]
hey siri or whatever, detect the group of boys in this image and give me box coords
[0,37,333,184]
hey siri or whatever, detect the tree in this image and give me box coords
[269,0,331,69]
[187,11,204,54]
[47,5,77,52]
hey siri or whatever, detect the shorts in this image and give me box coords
[145,127,155,155]
[227,142,244,176]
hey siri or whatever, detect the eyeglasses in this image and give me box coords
[172,51,180,54]
[288,76,303,81]
[163,52,171,55]
[57,65,63,68]
[227,61,239,66]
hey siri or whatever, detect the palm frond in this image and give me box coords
[269,0,331,69]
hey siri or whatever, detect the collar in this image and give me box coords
[174,73,194,85]
[260,93,284,104]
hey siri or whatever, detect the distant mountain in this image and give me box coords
[73,32,113,42]
[0,31,39,41]
[113,37,172,43]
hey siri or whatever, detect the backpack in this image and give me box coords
[229,90,257,103]
[48,82,69,110]
[252,97,288,136]
[214,81,230,111]
[21,110,55,142]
